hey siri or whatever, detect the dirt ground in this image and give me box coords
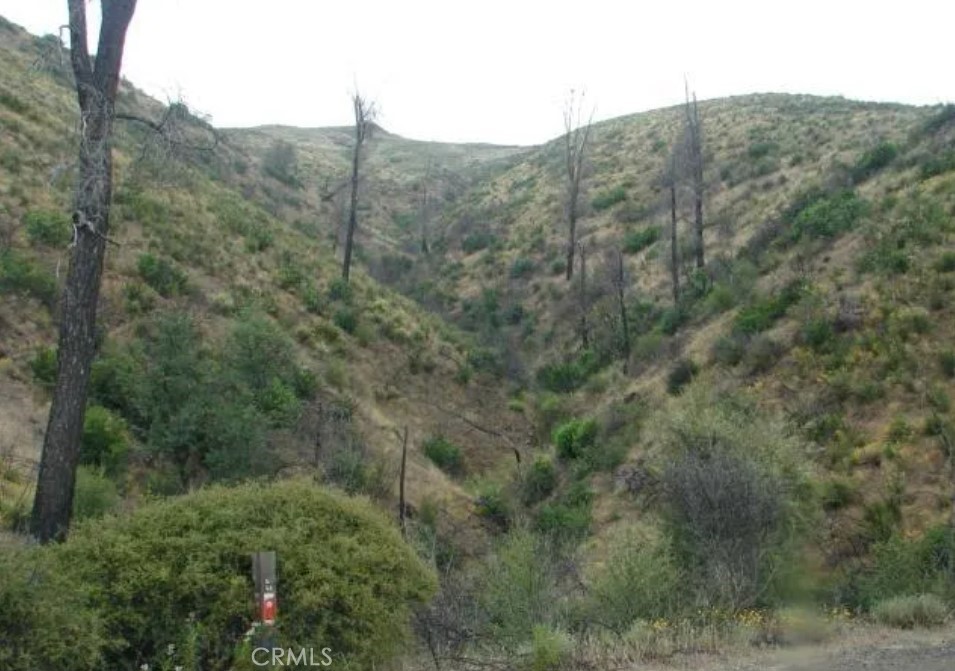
[651,625,955,671]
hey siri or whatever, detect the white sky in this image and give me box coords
[1,1,953,146]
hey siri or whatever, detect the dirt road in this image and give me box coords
[657,627,955,671]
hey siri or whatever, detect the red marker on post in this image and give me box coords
[252,551,278,626]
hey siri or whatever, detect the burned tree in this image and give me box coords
[610,249,631,372]
[31,0,138,543]
[577,240,590,348]
[664,148,681,305]
[562,90,593,281]
[342,92,376,282]
[683,83,705,269]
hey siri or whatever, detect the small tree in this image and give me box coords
[31,0,139,543]
[262,139,299,186]
[342,92,377,282]
[562,90,593,281]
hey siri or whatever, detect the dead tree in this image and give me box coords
[562,90,593,281]
[31,0,138,543]
[577,240,590,349]
[683,82,705,269]
[419,158,433,255]
[342,92,376,282]
[399,426,409,536]
[611,249,631,372]
[664,149,681,305]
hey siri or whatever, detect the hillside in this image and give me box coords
[2,11,955,671]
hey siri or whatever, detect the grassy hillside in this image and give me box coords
[3,12,955,670]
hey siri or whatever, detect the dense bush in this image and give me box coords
[734,279,806,334]
[0,248,57,306]
[855,527,955,609]
[510,256,535,279]
[536,350,602,393]
[80,405,130,477]
[591,185,627,211]
[137,252,188,297]
[791,190,866,240]
[622,226,660,254]
[535,482,593,543]
[0,548,105,671]
[553,418,597,460]
[423,436,464,475]
[29,345,57,388]
[666,358,698,395]
[522,456,558,505]
[333,307,358,333]
[851,142,898,183]
[261,139,299,186]
[30,480,436,670]
[462,231,496,254]
[23,209,72,247]
[72,465,119,520]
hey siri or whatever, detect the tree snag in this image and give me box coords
[31,0,138,543]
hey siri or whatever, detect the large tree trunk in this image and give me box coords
[670,182,680,304]
[31,0,137,543]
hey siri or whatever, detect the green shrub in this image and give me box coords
[851,142,898,183]
[261,139,299,186]
[792,190,866,239]
[919,150,955,179]
[872,594,948,629]
[29,345,58,388]
[80,405,130,477]
[622,227,660,254]
[801,318,835,352]
[939,350,955,378]
[462,231,496,253]
[327,276,353,302]
[475,481,511,530]
[712,333,746,367]
[334,307,358,333]
[536,350,601,393]
[586,528,681,629]
[522,456,558,505]
[0,249,57,307]
[423,436,464,475]
[857,527,955,609]
[536,482,592,543]
[137,252,187,297]
[23,209,72,247]
[510,256,535,278]
[734,280,806,334]
[553,418,597,460]
[743,334,784,375]
[72,465,119,520]
[666,358,698,395]
[46,480,436,670]
[0,548,105,671]
[526,625,571,671]
[591,185,627,211]
[659,305,688,335]
[935,251,955,273]
[122,280,157,314]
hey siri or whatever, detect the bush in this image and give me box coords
[327,276,353,302]
[510,256,535,279]
[46,480,436,670]
[553,418,597,460]
[522,456,558,505]
[526,625,571,671]
[851,142,898,183]
[857,527,955,609]
[935,251,955,273]
[743,334,784,375]
[423,436,464,475]
[791,190,866,240]
[475,481,511,530]
[939,350,955,378]
[586,528,681,630]
[137,252,187,297]
[734,280,806,334]
[0,549,105,671]
[72,465,119,520]
[591,185,627,211]
[334,307,358,333]
[623,227,660,254]
[872,594,948,629]
[261,139,299,186]
[80,405,130,477]
[23,209,72,247]
[659,386,813,609]
[666,358,698,395]
[0,249,57,307]
[536,350,601,393]
[536,482,592,543]
[712,334,746,367]
[462,231,496,253]
[29,345,57,388]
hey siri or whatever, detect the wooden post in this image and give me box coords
[399,426,408,536]
[252,551,277,626]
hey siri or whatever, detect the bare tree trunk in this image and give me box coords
[685,89,705,270]
[577,240,589,349]
[614,250,631,373]
[399,426,408,536]
[31,0,138,543]
[670,182,680,304]
[342,93,375,282]
[563,91,592,281]
[420,159,432,255]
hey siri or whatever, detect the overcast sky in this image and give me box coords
[1,1,953,145]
